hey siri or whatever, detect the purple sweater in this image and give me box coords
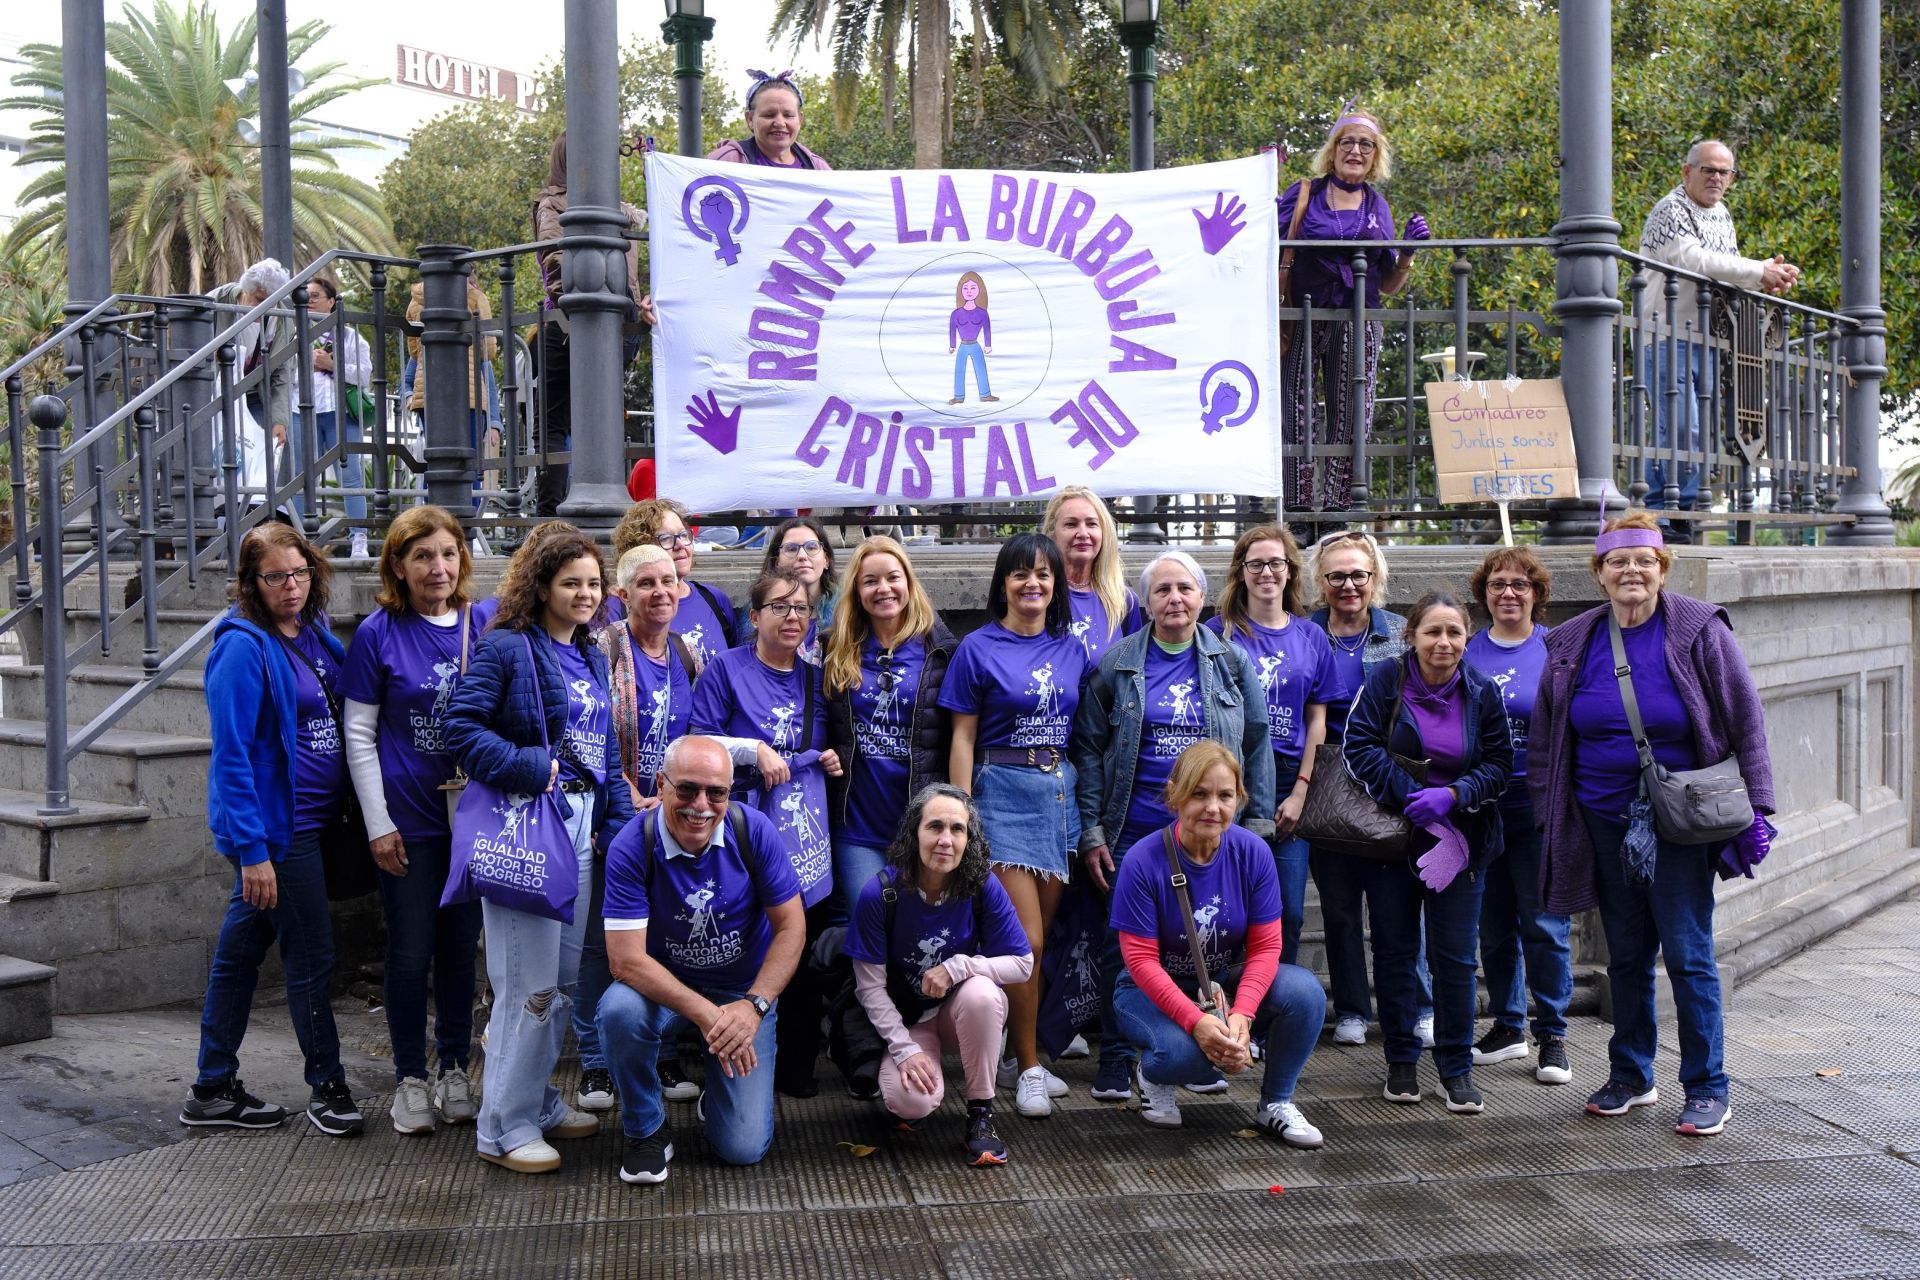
[1528,592,1774,914]
[950,307,991,347]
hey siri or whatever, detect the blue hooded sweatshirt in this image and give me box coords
[204,609,347,866]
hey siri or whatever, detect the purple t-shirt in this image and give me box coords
[284,626,346,834]
[602,806,802,991]
[1109,824,1282,980]
[552,636,611,786]
[691,646,832,905]
[1067,586,1143,666]
[1465,625,1549,808]
[340,607,477,841]
[1210,614,1337,760]
[1279,179,1398,310]
[843,635,926,848]
[1317,624,1370,742]
[949,306,991,346]
[938,622,1086,751]
[1120,641,1205,850]
[845,868,1027,996]
[674,583,737,668]
[1570,613,1697,816]
[620,630,694,798]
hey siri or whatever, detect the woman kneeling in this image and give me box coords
[1110,742,1328,1146]
[847,784,1032,1166]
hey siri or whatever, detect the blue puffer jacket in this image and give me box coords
[443,625,635,851]
[204,610,346,865]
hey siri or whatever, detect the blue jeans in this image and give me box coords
[1271,835,1310,967]
[953,342,990,399]
[1309,849,1432,1023]
[289,411,369,522]
[598,980,780,1165]
[1479,806,1573,1040]
[376,836,482,1081]
[1368,857,1484,1079]
[1096,919,1133,1073]
[832,837,889,926]
[475,792,595,1157]
[1646,338,1716,509]
[1581,805,1727,1099]
[196,830,343,1090]
[572,852,613,1072]
[1113,963,1325,1106]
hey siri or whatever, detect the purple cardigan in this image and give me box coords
[1527,591,1774,914]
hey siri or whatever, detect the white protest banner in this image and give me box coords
[646,151,1282,510]
[1425,378,1578,504]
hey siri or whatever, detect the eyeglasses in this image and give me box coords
[1243,558,1290,577]
[1323,570,1373,587]
[757,601,809,619]
[257,566,314,587]
[1487,578,1534,596]
[655,531,693,548]
[1695,165,1739,179]
[1603,554,1663,572]
[779,540,824,557]
[663,777,731,806]
[1336,138,1376,153]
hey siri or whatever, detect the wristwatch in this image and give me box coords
[745,994,771,1018]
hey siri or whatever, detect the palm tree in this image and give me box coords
[770,0,1085,169]
[1,1,397,296]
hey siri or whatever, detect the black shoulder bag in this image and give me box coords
[277,631,376,901]
[1607,615,1754,844]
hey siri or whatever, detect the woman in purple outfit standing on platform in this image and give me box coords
[341,505,485,1136]
[708,70,834,170]
[1530,509,1774,1139]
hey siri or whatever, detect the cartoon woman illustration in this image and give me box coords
[948,270,998,405]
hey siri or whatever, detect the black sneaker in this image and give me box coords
[659,1058,700,1103]
[620,1129,674,1185]
[964,1105,1008,1167]
[1471,1024,1529,1065]
[575,1067,616,1112]
[1384,1062,1421,1104]
[307,1080,365,1137]
[1441,1073,1485,1114]
[847,1065,880,1101]
[1535,1035,1572,1085]
[179,1078,287,1129]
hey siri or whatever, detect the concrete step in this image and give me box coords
[0,718,211,818]
[0,951,57,1046]
[0,664,210,737]
[56,609,223,669]
[0,786,152,882]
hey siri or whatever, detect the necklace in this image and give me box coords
[1330,629,1368,655]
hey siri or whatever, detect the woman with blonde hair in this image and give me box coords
[342,505,485,1134]
[824,536,959,924]
[1042,486,1142,667]
[608,498,736,664]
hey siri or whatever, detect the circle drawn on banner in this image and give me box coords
[878,251,1055,421]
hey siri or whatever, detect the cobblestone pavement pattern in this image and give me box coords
[3,894,1919,1279]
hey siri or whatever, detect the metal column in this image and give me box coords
[1542,0,1622,543]
[417,245,477,517]
[661,9,715,159]
[1827,0,1894,545]
[61,0,117,512]
[257,1,294,268]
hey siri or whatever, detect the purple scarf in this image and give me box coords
[1401,656,1466,786]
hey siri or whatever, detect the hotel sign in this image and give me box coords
[393,44,542,112]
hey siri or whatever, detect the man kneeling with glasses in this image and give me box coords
[597,736,805,1184]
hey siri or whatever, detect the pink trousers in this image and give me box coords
[878,975,1008,1120]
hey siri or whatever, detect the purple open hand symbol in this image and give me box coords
[1193,192,1248,255]
[685,390,741,455]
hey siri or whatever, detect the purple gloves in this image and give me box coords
[1403,213,1431,242]
[1404,786,1455,828]
[1717,814,1776,881]
[1416,823,1470,892]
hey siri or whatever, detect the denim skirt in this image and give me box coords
[972,760,1079,882]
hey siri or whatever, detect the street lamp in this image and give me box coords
[661,0,715,158]
[1117,0,1163,539]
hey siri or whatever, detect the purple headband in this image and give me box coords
[746,68,802,111]
[1595,526,1666,555]
[1333,95,1379,136]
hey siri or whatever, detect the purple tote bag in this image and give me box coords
[442,635,581,923]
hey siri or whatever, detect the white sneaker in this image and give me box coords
[1135,1068,1182,1128]
[1014,1066,1054,1118]
[1183,1077,1231,1095]
[1060,1034,1091,1059]
[1256,1100,1324,1149]
[350,530,369,560]
[1332,1015,1367,1046]
[997,1056,1068,1098]
[479,1138,560,1174]
[1415,1014,1436,1049]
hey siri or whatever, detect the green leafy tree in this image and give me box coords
[1,1,396,294]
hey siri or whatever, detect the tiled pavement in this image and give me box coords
[2,894,1918,1279]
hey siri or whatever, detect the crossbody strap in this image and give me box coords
[1606,615,1657,772]
[1278,178,1315,299]
[1160,825,1221,1017]
[275,628,342,725]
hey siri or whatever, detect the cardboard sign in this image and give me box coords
[1425,378,1577,503]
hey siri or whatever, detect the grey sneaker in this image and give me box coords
[1135,1068,1182,1128]
[433,1066,477,1125]
[391,1077,434,1135]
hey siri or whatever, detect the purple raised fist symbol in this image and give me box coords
[1404,213,1431,242]
[699,192,742,266]
[680,176,752,268]
[685,390,741,455]
[1199,360,1259,435]
[1193,192,1248,256]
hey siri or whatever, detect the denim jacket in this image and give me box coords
[1343,655,1514,874]
[1069,626,1276,853]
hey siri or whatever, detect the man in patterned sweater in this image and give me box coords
[1636,139,1800,519]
